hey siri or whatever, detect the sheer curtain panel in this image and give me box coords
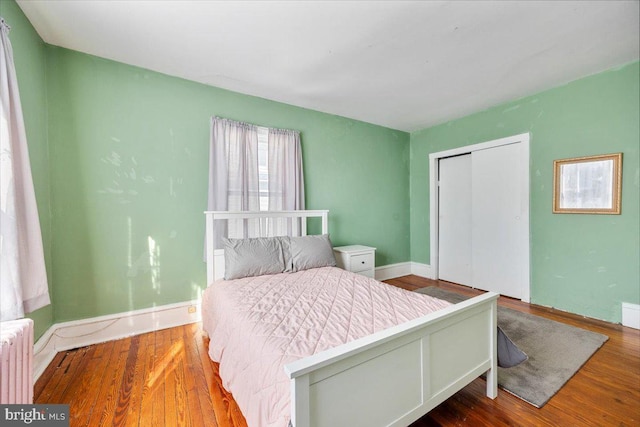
[207,117,260,245]
[268,128,305,235]
[0,18,50,321]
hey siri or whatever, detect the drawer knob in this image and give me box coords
[361,261,365,264]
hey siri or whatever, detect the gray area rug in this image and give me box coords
[416,287,609,407]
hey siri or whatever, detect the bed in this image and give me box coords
[203,210,498,427]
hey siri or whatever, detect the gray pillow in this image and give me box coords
[289,234,336,272]
[497,326,528,368]
[223,237,286,280]
[279,236,293,272]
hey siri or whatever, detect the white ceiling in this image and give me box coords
[16,0,640,132]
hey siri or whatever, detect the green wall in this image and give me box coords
[46,47,410,322]
[410,62,640,323]
[0,0,53,339]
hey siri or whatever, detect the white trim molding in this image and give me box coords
[410,262,433,279]
[34,300,202,381]
[374,262,412,281]
[622,303,640,329]
[374,262,434,281]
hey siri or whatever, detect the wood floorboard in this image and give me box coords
[138,334,156,426]
[191,325,220,427]
[39,347,83,403]
[58,346,97,406]
[96,337,130,427]
[34,350,65,400]
[123,332,148,427]
[152,328,169,427]
[79,340,116,426]
[177,326,191,426]
[182,325,205,427]
[113,334,140,426]
[35,275,640,426]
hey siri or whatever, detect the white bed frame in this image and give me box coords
[205,210,498,427]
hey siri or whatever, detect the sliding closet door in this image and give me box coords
[471,143,523,299]
[438,154,472,286]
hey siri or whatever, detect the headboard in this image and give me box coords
[204,210,329,284]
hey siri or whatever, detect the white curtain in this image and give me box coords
[268,128,305,235]
[207,117,305,245]
[207,117,260,246]
[0,18,50,321]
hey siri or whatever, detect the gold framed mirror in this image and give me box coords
[553,153,622,214]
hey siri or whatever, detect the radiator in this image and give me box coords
[0,318,34,404]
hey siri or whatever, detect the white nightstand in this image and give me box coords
[333,245,376,278]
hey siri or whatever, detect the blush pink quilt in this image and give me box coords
[202,266,451,427]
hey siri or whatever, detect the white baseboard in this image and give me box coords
[410,262,433,279]
[34,300,202,381]
[622,302,640,329]
[375,262,412,281]
[374,262,434,281]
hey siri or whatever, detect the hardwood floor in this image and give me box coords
[35,275,640,426]
[35,323,222,426]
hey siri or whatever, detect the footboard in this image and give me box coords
[284,292,498,427]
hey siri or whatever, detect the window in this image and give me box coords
[207,117,305,243]
[257,127,269,211]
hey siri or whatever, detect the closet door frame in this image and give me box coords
[428,133,530,302]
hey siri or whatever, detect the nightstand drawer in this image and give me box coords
[350,253,374,273]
